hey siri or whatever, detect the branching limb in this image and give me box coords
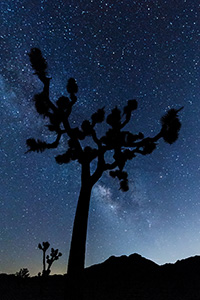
[104,160,118,170]
[91,129,102,148]
[120,99,138,129]
[90,149,105,185]
[91,148,118,185]
[42,78,57,113]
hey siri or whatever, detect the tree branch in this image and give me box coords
[120,113,131,129]
[91,129,102,148]
[47,132,62,149]
[42,77,58,114]
[128,129,163,149]
[104,160,118,170]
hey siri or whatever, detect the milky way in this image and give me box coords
[0,0,199,275]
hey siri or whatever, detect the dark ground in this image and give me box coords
[1,254,200,300]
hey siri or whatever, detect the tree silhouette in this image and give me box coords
[38,241,62,276]
[16,268,30,278]
[26,48,182,275]
[38,241,50,276]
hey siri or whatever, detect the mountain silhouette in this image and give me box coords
[2,254,200,299]
[83,253,200,300]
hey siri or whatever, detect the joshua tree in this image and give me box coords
[26,48,182,275]
[38,241,62,276]
[46,247,62,276]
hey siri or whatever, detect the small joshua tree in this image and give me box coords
[45,248,62,276]
[16,268,30,278]
[27,48,182,275]
[38,241,62,276]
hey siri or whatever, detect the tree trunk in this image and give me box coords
[43,250,46,275]
[67,163,92,276]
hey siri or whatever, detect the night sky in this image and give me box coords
[0,0,199,276]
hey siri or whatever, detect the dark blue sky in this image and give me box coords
[0,0,199,275]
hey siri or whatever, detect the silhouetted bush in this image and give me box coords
[15,268,30,278]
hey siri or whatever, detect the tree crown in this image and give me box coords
[26,48,182,191]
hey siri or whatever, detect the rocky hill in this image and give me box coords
[1,254,200,300]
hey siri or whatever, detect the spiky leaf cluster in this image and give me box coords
[67,77,78,94]
[161,108,182,144]
[38,241,50,251]
[28,48,48,81]
[26,138,49,153]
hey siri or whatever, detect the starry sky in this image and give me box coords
[0,0,199,276]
